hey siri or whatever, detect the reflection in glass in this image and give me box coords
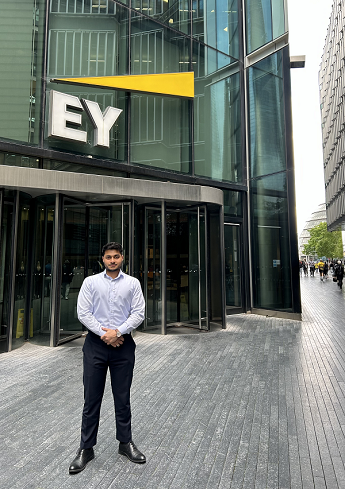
[50,0,121,14]
[0,153,40,169]
[245,0,286,54]
[247,50,286,178]
[144,209,162,330]
[130,94,190,172]
[30,197,55,347]
[193,0,239,59]
[223,190,242,217]
[12,198,31,350]
[250,172,292,311]
[271,0,285,39]
[166,208,207,329]
[88,204,130,276]
[48,2,128,77]
[132,0,190,35]
[0,0,45,144]
[60,204,86,339]
[0,203,13,353]
[194,45,241,182]
[245,0,272,53]
[131,15,190,74]
[224,224,241,308]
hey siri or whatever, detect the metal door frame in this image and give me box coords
[224,222,244,315]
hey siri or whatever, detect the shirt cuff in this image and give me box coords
[117,325,128,335]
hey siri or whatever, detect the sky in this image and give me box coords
[287,0,334,235]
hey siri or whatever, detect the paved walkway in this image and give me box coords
[1,274,345,489]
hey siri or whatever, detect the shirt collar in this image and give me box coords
[103,268,123,281]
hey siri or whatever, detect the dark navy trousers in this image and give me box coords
[80,330,136,449]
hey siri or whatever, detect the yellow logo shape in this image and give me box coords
[51,72,194,99]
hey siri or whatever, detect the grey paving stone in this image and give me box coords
[2,277,345,487]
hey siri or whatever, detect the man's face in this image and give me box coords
[102,249,124,272]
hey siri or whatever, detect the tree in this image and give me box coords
[303,222,343,258]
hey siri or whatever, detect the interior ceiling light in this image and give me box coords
[224,27,228,32]
[169,18,173,23]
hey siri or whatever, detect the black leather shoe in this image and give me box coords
[118,441,146,464]
[69,448,94,474]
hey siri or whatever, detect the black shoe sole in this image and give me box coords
[118,449,146,464]
[69,455,94,474]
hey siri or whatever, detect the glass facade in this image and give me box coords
[0,0,45,144]
[250,172,292,310]
[245,0,285,54]
[247,50,286,178]
[0,0,301,352]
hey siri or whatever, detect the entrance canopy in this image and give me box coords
[0,166,223,206]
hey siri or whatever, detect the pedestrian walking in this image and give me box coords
[318,259,325,281]
[334,260,344,290]
[309,260,315,277]
[69,242,146,474]
[324,261,329,279]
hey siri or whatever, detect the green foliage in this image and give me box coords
[303,222,343,258]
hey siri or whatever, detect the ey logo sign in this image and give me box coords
[48,72,194,148]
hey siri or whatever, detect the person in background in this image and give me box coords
[334,260,344,290]
[324,260,329,279]
[309,260,315,277]
[318,259,325,281]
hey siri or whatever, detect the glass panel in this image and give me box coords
[245,0,272,54]
[12,198,31,350]
[250,172,292,311]
[88,204,130,276]
[132,0,190,35]
[130,3,192,172]
[130,94,190,172]
[0,203,14,353]
[60,204,86,339]
[88,208,108,276]
[271,0,285,39]
[174,209,207,329]
[224,224,241,308]
[0,153,40,169]
[0,0,45,144]
[194,44,241,182]
[247,50,286,178]
[48,2,128,77]
[30,197,55,346]
[144,208,162,330]
[42,159,127,177]
[131,15,190,74]
[192,0,239,59]
[223,190,242,217]
[166,211,178,324]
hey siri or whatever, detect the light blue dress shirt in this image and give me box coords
[77,269,145,336]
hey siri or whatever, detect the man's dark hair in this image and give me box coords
[102,242,123,256]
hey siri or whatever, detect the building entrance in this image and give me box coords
[0,190,225,353]
[143,205,209,333]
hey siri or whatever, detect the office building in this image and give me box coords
[0,0,301,353]
[320,1,345,231]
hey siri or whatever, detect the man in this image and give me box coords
[309,260,315,277]
[318,259,325,281]
[335,260,344,289]
[69,242,146,474]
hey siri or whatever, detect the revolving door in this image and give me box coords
[143,205,209,333]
